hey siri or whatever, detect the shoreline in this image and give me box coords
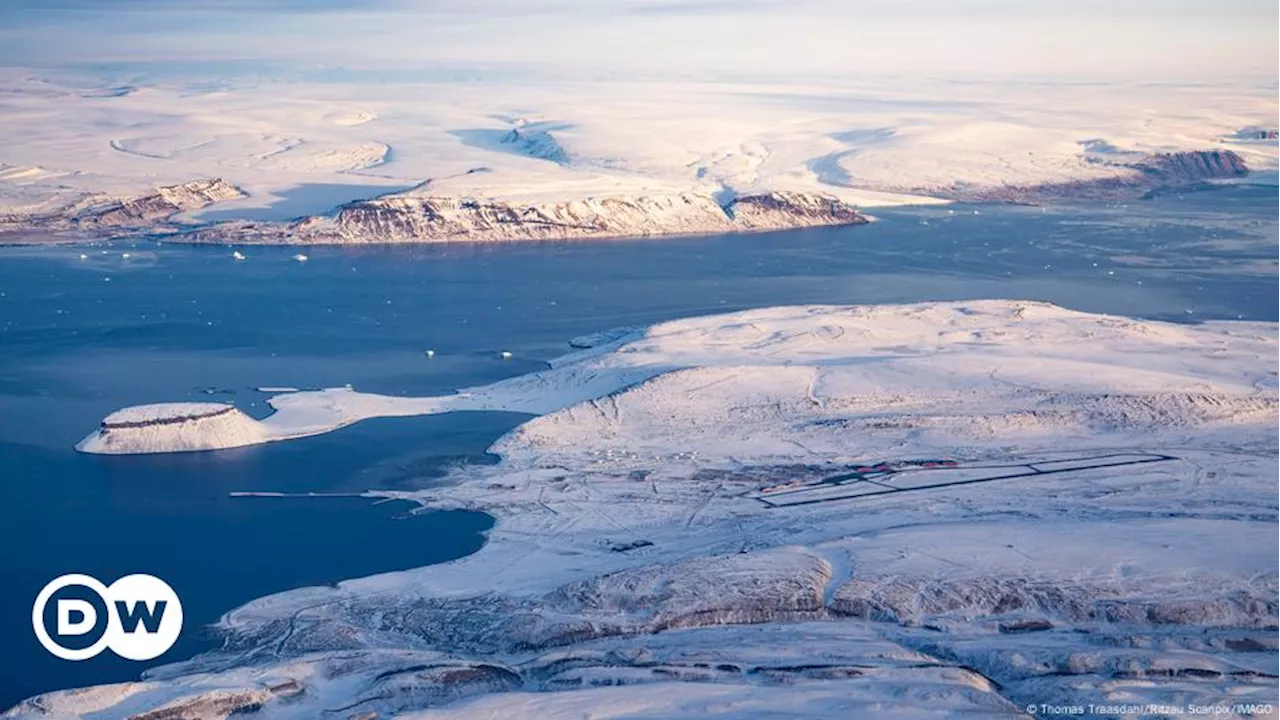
[3,156,1270,248]
[4,204,1276,717]
[25,299,1270,719]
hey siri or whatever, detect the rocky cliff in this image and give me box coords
[0,178,245,235]
[1135,149,1248,183]
[726,191,868,230]
[189,190,870,245]
[920,149,1251,204]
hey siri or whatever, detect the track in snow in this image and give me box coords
[747,452,1177,508]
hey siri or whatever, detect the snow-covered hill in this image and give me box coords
[0,179,243,236]
[1,69,1274,245]
[187,189,869,245]
[38,301,1278,719]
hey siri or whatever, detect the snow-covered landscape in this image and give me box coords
[1,0,1275,246]
[25,300,1276,718]
[2,1,1277,717]
[1,70,1275,245]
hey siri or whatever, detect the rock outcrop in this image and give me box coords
[726,191,868,230]
[0,179,245,235]
[1135,150,1248,183]
[189,190,870,245]
[919,149,1250,204]
[75,402,269,455]
[78,178,245,229]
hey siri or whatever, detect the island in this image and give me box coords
[27,300,1276,719]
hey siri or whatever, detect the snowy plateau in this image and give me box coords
[23,300,1279,719]
[0,73,1276,245]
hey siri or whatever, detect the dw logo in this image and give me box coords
[32,574,183,661]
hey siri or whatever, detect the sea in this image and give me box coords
[0,183,1275,707]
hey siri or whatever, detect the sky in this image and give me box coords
[0,0,1275,82]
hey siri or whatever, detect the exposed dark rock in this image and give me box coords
[831,575,1277,629]
[122,687,281,720]
[186,190,868,245]
[1224,637,1270,652]
[101,406,236,431]
[607,539,654,553]
[998,619,1054,634]
[0,179,245,235]
[883,149,1251,205]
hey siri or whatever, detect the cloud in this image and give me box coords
[0,0,1274,82]
[0,0,386,9]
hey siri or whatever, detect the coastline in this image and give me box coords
[2,153,1264,248]
[19,300,1276,719]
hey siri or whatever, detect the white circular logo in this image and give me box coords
[32,573,183,661]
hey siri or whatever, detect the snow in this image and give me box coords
[76,388,436,455]
[0,68,1274,239]
[100,402,232,425]
[0,682,157,718]
[45,301,1277,717]
[10,6,1269,706]
[399,674,1018,719]
[77,300,1277,457]
[76,402,270,455]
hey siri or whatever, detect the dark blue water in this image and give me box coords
[0,185,1276,707]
